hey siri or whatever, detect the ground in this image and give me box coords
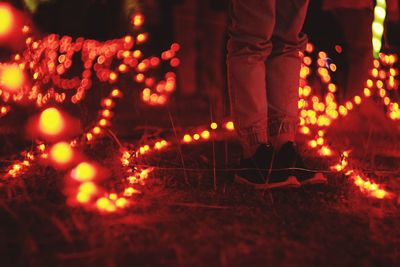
[0,97,399,267]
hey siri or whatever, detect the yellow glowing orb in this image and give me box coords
[79,182,97,195]
[71,162,97,182]
[50,142,73,165]
[0,5,13,36]
[96,197,116,212]
[39,107,65,136]
[225,121,235,131]
[0,64,24,91]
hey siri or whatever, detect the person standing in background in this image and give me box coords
[322,0,399,101]
[172,0,228,122]
[227,0,326,188]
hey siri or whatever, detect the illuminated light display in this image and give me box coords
[131,13,144,28]
[225,121,235,131]
[0,64,25,91]
[71,162,97,182]
[183,134,192,143]
[115,197,129,208]
[38,107,65,136]
[0,5,398,214]
[49,142,74,165]
[297,41,399,201]
[0,11,178,212]
[372,0,386,58]
[79,182,97,196]
[0,4,13,36]
[210,122,218,130]
[201,130,210,140]
[96,197,117,212]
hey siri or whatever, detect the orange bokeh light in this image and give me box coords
[38,107,65,136]
[71,162,97,182]
[183,134,192,143]
[0,64,24,91]
[225,121,235,131]
[50,142,73,165]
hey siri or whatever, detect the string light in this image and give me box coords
[38,107,65,136]
[0,5,398,213]
[49,142,74,166]
[0,64,25,92]
[372,0,387,58]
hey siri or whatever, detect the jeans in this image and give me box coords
[332,8,373,100]
[227,0,309,148]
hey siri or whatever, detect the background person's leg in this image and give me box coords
[266,0,309,148]
[198,0,228,123]
[172,0,198,96]
[332,8,373,100]
[227,0,275,157]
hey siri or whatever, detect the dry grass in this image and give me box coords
[0,118,399,267]
[0,91,399,267]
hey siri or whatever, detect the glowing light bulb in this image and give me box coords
[0,64,24,91]
[76,182,97,203]
[96,197,116,212]
[132,13,144,27]
[183,134,192,143]
[0,4,13,36]
[79,182,97,195]
[372,1,386,58]
[225,121,235,131]
[71,162,97,182]
[50,142,73,165]
[38,108,65,136]
[115,197,128,208]
[201,130,210,139]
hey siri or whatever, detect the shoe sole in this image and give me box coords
[234,175,301,190]
[300,172,328,186]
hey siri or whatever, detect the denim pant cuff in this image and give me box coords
[238,129,269,147]
[269,119,298,137]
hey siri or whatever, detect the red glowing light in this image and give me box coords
[131,13,144,28]
[170,58,180,67]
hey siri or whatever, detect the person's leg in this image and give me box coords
[333,8,373,100]
[266,0,309,149]
[265,0,326,185]
[172,0,198,96]
[198,1,228,123]
[227,0,275,158]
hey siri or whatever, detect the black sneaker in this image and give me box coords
[274,142,327,186]
[234,144,301,189]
